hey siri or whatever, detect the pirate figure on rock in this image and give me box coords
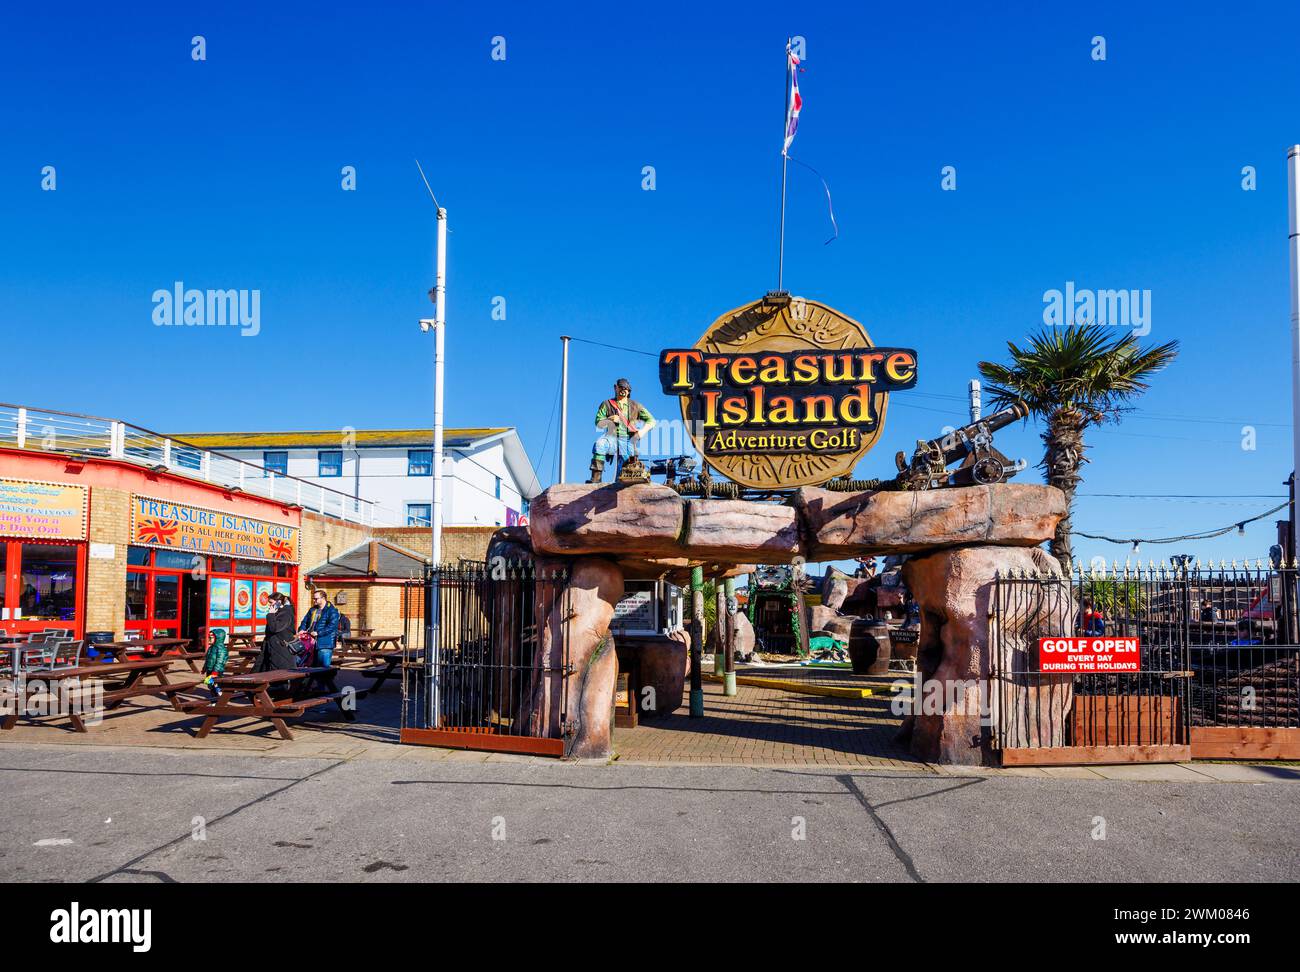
[589,378,656,483]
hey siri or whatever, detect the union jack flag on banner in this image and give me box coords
[782,44,802,157]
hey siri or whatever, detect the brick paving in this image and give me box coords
[614,666,923,767]
[0,658,920,767]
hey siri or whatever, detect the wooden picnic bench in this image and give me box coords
[177,667,356,741]
[357,650,425,695]
[338,635,405,666]
[1,658,198,732]
[94,637,203,671]
[224,646,263,674]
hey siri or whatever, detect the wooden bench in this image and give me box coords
[177,668,356,741]
[357,651,425,695]
[1,659,196,732]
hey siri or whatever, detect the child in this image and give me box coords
[201,628,229,697]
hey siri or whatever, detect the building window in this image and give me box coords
[263,451,288,477]
[17,544,79,622]
[495,476,502,499]
[318,450,343,477]
[407,503,432,526]
[174,448,203,471]
[408,450,433,476]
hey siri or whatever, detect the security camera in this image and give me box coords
[418,319,436,333]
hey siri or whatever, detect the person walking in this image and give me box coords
[299,589,341,667]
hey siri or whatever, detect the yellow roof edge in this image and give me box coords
[167,428,509,448]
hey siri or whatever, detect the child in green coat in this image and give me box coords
[201,628,229,697]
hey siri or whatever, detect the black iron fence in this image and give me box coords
[991,563,1299,754]
[400,561,572,754]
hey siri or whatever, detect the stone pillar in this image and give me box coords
[902,545,1070,766]
[532,556,623,759]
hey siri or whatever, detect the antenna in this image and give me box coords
[414,158,439,208]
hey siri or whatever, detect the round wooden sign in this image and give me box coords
[666,296,912,490]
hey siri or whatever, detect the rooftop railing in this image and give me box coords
[0,402,396,526]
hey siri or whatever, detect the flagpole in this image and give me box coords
[778,39,790,291]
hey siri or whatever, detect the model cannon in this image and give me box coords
[894,400,1030,490]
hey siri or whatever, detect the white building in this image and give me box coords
[172,427,542,528]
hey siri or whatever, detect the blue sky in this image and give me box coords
[2,0,1297,565]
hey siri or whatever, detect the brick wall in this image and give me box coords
[311,581,418,646]
[297,509,372,609]
[373,525,495,564]
[85,485,131,637]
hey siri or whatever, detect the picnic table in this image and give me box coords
[226,632,258,649]
[224,646,263,674]
[358,650,425,695]
[338,635,405,665]
[177,667,355,740]
[1,658,198,732]
[95,637,203,671]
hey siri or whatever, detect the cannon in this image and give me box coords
[616,453,698,485]
[893,400,1030,490]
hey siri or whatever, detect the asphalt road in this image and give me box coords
[1,745,1296,883]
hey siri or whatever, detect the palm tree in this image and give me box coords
[978,324,1179,568]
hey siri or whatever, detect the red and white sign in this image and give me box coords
[1038,637,1141,673]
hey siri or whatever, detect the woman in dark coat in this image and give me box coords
[256,593,299,672]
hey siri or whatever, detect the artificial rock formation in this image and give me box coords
[683,498,801,562]
[731,610,757,662]
[531,483,685,559]
[619,634,687,718]
[514,480,1070,766]
[531,556,623,759]
[901,545,1069,765]
[529,481,1065,567]
[795,484,1067,561]
[822,573,849,611]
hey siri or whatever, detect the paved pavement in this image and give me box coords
[0,660,924,766]
[614,667,920,766]
[2,743,1297,883]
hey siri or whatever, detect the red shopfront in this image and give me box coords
[126,495,300,643]
[124,548,297,642]
[0,478,89,638]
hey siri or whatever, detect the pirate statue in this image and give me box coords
[589,377,656,483]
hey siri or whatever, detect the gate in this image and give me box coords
[399,561,572,757]
[991,562,1300,765]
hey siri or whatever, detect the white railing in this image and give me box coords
[0,401,397,526]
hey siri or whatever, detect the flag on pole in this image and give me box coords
[782,44,801,157]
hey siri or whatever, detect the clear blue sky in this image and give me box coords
[3,0,1297,566]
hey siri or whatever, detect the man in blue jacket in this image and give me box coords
[300,589,341,666]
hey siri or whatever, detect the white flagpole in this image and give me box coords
[778,39,791,292]
[415,155,446,730]
[559,335,570,484]
[1287,146,1300,572]
[432,206,447,566]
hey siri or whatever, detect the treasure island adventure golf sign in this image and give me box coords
[659,296,917,489]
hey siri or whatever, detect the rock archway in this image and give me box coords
[501,480,1067,764]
